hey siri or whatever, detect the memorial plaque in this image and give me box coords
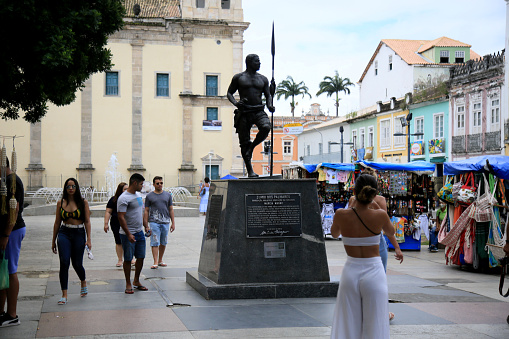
[264,242,286,258]
[245,193,302,238]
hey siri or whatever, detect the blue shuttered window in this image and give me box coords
[206,75,218,96]
[207,107,218,120]
[105,72,119,96]
[156,73,169,97]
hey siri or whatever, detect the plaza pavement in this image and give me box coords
[2,214,509,338]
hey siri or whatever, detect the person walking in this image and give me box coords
[104,182,128,267]
[144,176,175,269]
[198,177,210,215]
[330,174,403,339]
[117,173,150,294]
[51,178,92,305]
[0,157,26,327]
[348,167,403,321]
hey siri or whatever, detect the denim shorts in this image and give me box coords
[149,222,169,247]
[4,227,26,274]
[120,231,146,261]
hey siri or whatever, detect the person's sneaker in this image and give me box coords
[0,313,20,327]
[430,248,439,253]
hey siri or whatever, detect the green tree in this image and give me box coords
[316,71,354,117]
[0,1,125,123]
[275,76,312,118]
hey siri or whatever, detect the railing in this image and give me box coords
[467,134,482,153]
[451,135,466,154]
[485,131,501,151]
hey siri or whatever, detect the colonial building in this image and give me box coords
[449,50,505,160]
[359,37,481,110]
[1,0,249,191]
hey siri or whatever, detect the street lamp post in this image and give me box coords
[208,150,214,179]
[393,113,423,163]
[330,126,353,163]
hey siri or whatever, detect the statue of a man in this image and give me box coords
[227,54,275,177]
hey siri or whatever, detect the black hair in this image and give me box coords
[129,173,145,185]
[113,182,127,202]
[153,176,163,184]
[62,177,85,210]
[204,177,210,184]
[354,174,378,204]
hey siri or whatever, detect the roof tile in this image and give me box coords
[124,0,181,18]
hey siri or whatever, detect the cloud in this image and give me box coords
[242,0,506,116]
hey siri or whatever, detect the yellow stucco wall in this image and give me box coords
[1,32,238,189]
[376,110,409,163]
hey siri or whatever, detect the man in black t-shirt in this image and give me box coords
[0,157,25,328]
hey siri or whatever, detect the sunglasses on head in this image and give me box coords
[66,185,76,189]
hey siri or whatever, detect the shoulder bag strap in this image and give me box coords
[351,207,379,235]
[499,260,509,298]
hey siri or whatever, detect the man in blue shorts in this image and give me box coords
[144,176,175,269]
[0,158,26,327]
[117,173,150,294]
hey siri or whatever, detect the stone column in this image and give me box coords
[25,121,45,190]
[179,33,196,189]
[77,78,95,187]
[229,31,245,177]
[128,40,146,174]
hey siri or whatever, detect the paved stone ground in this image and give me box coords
[1,215,509,338]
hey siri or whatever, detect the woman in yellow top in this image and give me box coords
[51,178,92,305]
[330,174,403,339]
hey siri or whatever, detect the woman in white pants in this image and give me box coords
[330,174,403,339]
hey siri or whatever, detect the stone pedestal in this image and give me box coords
[77,164,95,188]
[186,179,338,299]
[179,164,197,192]
[25,164,45,191]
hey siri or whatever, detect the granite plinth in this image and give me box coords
[186,271,339,300]
[187,179,333,299]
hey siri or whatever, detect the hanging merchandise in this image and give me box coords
[389,171,408,195]
[486,174,506,266]
[0,140,7,216]
[321,203,335,235]
[437,177,454,204]
[474,174,496,223]
[452,174,463,202]
[457,172,477,205]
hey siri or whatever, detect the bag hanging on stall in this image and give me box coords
[474,174,496,222]
[0,251,9,290]
[437,210,450,243]
[452,175,464,202]
[440,203,475,248]
[437,177,454,204]
[457,172,477,205]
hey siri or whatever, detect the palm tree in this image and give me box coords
[316,71,354,117]
[275,76,312,117]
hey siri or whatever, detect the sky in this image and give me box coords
[242,0,507,117]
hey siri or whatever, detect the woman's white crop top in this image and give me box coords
[342,234,381,246]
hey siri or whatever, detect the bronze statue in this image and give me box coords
[227,54,275,177]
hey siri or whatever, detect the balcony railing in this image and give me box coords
[451,135,466,154]
[485,131,501,151]
[467,134,482,153]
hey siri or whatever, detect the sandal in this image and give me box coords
[150,265,158,269]
[133,285,148,291]
[389,312,395,321]
[125,288,134,294]
[158,262,167,267]
[80,286,88,297]
[58,297,67,305]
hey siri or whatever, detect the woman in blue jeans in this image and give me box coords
[51,178,92,305]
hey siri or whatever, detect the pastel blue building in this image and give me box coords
[408,98,449,163]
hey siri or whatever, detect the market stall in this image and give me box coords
[359,160,437,251]
[283,162,355,237]
[440,155,509,270]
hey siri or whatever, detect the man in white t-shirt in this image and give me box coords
[117,173,150,294]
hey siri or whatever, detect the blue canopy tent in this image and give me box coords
[220,174,238,180]
[302,162,355,173]
[358,160,436,175]
[443,155,509,180]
